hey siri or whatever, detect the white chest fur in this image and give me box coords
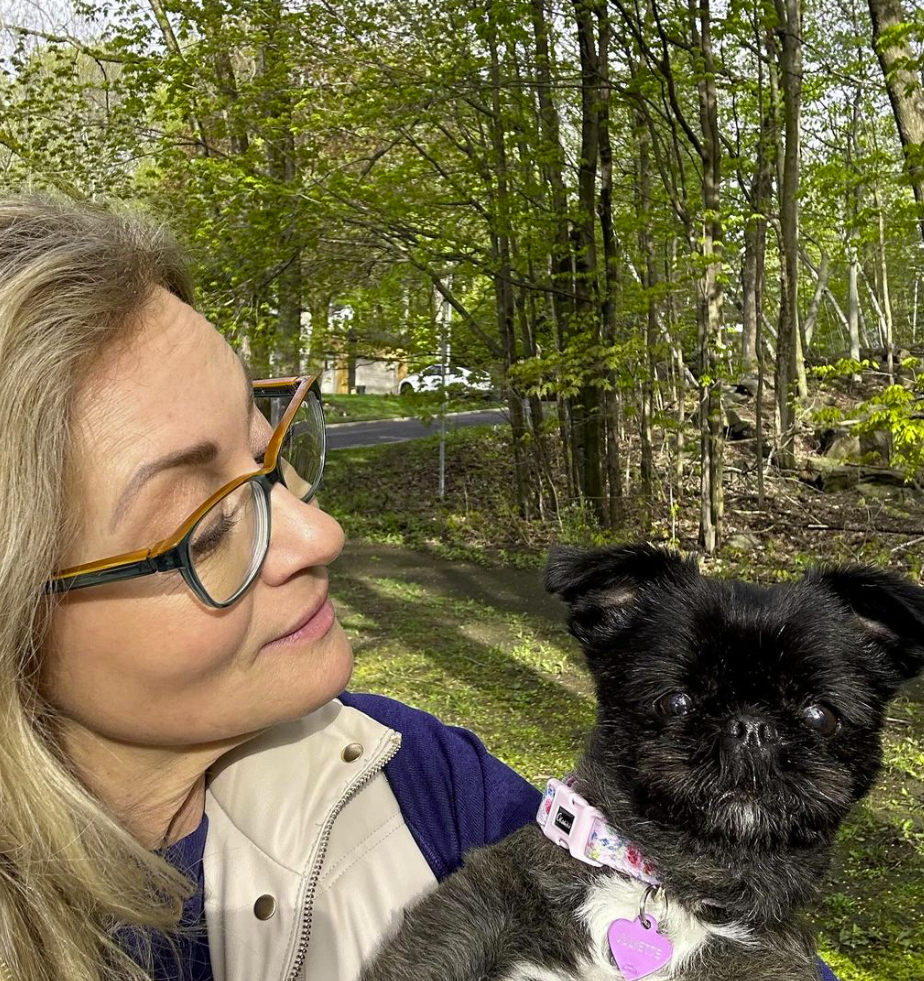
[499,875,753,981]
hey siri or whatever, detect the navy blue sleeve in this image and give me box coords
[341,692,839,981]
[339,691,540,881]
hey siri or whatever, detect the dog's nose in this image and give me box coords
[728,715,778,749]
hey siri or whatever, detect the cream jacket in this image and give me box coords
[203,698,437,981]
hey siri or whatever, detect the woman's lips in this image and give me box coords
[265,596,335,648]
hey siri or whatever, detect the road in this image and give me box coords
[327,408,508,450]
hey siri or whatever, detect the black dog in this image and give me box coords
[360,545,924,981]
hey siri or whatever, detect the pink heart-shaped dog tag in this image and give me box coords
[608,914,674,980]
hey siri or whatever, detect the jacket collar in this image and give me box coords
[205,698,399,873]
[203,699,402,981]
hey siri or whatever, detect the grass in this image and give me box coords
[324,393,415,422]
[333,572,595,785]
[326,424,924,981]
[324,391,500,423]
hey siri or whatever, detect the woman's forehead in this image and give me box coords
[72,290,244,487]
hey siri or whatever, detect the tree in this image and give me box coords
[773,0,805,469]
[868,0,924,244]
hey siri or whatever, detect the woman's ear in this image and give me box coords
[805,564,924,692]
[544,544,699,647]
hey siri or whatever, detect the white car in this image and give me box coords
[399,364,493,396]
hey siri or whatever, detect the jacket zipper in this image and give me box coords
[284,732,401,981]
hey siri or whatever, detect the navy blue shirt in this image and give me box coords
[154,814,213,981]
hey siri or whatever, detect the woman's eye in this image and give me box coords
[802,703,839,737]
[191,510,237,559]
[656,691,694,717]
[253,446,268,467]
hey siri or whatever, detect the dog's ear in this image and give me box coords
[545,544,698,644]
[806,564,924,690]
[545,543,698,602]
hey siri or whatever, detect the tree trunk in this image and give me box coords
[666,238,686,494]
[740,231,759,372]
[754,20,773,507]
[202,0,250,157]
[874,183,895,380]
[261,0,301,375]
[694,0,724,553]
[868,0,924,244]
[803,252,828,347]
[530,0,578,501]
[486,14,534,519]
[304,294,331,373]
[597,7,623,527]
[146,0,211,154]
[572,0,606,522]
[772,0,802,470]
[637,110,658,531]
[741,79,775,374]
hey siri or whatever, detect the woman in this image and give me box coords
[0,195,537,981]
[0,197,838,981]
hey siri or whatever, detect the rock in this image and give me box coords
[803,455,860,491]
[824,435,861,460]
[856,482,897,500]
[734,375,760,399]
[797,454,907,492]
[815,426,857,454]
[859,429,891,462]
[726,533,761,552]
[724,408,756,441]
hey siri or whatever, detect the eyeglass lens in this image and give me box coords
[189,481,265,604]
[269,391,325,502]
[190,387,325,604]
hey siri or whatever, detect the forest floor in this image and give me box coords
[323,379,924,981]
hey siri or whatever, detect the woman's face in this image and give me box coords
[42,288,354,748]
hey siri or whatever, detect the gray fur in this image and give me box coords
[359,824,820,981]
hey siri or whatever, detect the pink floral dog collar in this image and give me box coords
[537,776,660,886]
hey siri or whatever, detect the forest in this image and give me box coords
[2,0,924,552]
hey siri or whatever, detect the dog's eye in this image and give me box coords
[656,691,694,717]
[802,703,839,737]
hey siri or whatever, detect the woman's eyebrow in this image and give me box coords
[111,365,256,531]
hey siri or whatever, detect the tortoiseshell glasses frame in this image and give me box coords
[46,375,325,609]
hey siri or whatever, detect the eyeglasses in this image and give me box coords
[47,375,326,609]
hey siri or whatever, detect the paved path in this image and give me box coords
[333,539,565,634]
[327,408,507,450]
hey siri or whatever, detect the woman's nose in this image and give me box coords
[258,485,344,585]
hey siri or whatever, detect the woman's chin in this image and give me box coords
[279,618,354,721]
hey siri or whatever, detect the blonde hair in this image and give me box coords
[0,195,199,980]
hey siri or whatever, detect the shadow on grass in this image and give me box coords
[334,541,566,633]
[331,569,595,777]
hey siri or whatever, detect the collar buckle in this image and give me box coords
[537,777,605,867]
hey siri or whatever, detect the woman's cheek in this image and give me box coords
[41,588,255,740]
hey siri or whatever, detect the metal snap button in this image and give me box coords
[253,894,277,920]
[341,742,363,763]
